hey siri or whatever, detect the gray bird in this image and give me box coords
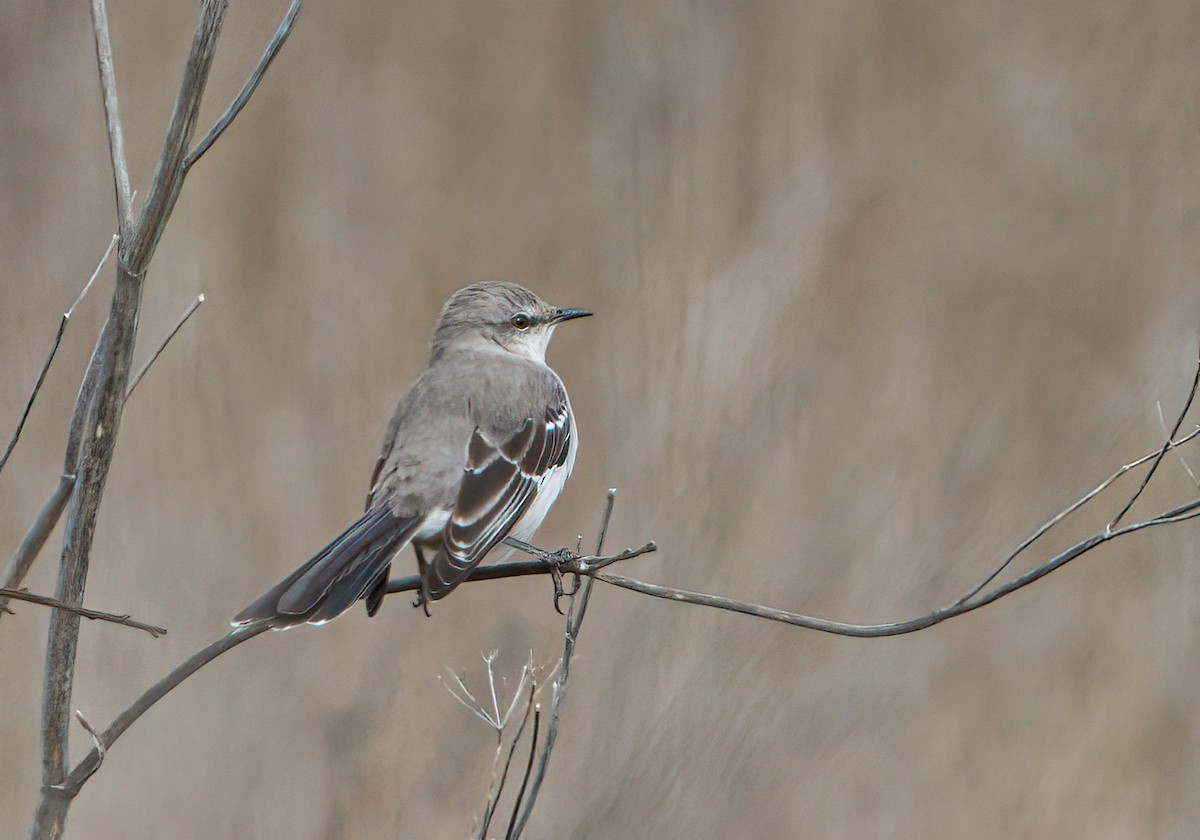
[234,282,591,628]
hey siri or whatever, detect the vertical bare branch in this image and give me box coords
[475,670,536,839]
[29,4,300,833]
[31,3,236,837]
[88,0,133,237]
[125,1,227,274]
[35,272,143,838]
[505,707,541,840]
[509,489,617,838]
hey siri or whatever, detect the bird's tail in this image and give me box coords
[233,507,422,628]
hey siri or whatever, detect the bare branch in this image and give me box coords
[89,0,133,236]
[185,0,302,171]
[478,685,534,840]
[60,625,269,796]
[955,423,1200,606]
[35,279,144,834]
[0,587,165,637]
[7,314,119,613]
[1108,352,1200,530]
[465,654,542,840]
[124,294,204,400]
[595,497,1200,638]
[0,235,114,478]
[506,706,541,840]
[509,488,617,838]
[383,540,655,597]
[33,2,255,835]
[126,0,228,273]
[1159,401,1200,488]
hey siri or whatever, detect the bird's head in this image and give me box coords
[431,281,591,363]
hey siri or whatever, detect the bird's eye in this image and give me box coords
[510,313,532,330]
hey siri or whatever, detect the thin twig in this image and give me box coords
[125,294,204,400]
[73,711,105,767]
[184,0,302,171]
[0,588,165,637]
[509,488,616,838]
[440,670,496,728]
[1108,354,1200,531]
[89,0,133,236]
[507,706,541,840]
[0,235,115,478]
[955,424,1200,606]
[1159,401,1200,488]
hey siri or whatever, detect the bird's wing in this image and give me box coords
[232,505,422,627]
[425,400,572,600]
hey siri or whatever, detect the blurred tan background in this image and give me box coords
[3,1,1200,837]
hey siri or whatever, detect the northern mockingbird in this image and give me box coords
[234,282,591,628]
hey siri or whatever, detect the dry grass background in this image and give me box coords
[3,1,1200,837]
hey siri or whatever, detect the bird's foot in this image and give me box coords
[412,583,432,618]
[545,548,581,615]
[413,544,433,617]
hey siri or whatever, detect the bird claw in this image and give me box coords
[546,548,581,615]
[412,581,433,618]
[413,544,433,617]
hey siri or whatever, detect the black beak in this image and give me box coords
[549,307,593,324]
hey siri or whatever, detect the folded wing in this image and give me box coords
[425,401,572,600]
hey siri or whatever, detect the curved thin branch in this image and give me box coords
[0,588,165,637]
[595,499,1200,637]
[60,625,268,794]
[960,353,1200,604]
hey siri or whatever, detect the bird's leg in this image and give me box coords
[413,544,433,618]
[548,561,566,615]
[544,547,579,616]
